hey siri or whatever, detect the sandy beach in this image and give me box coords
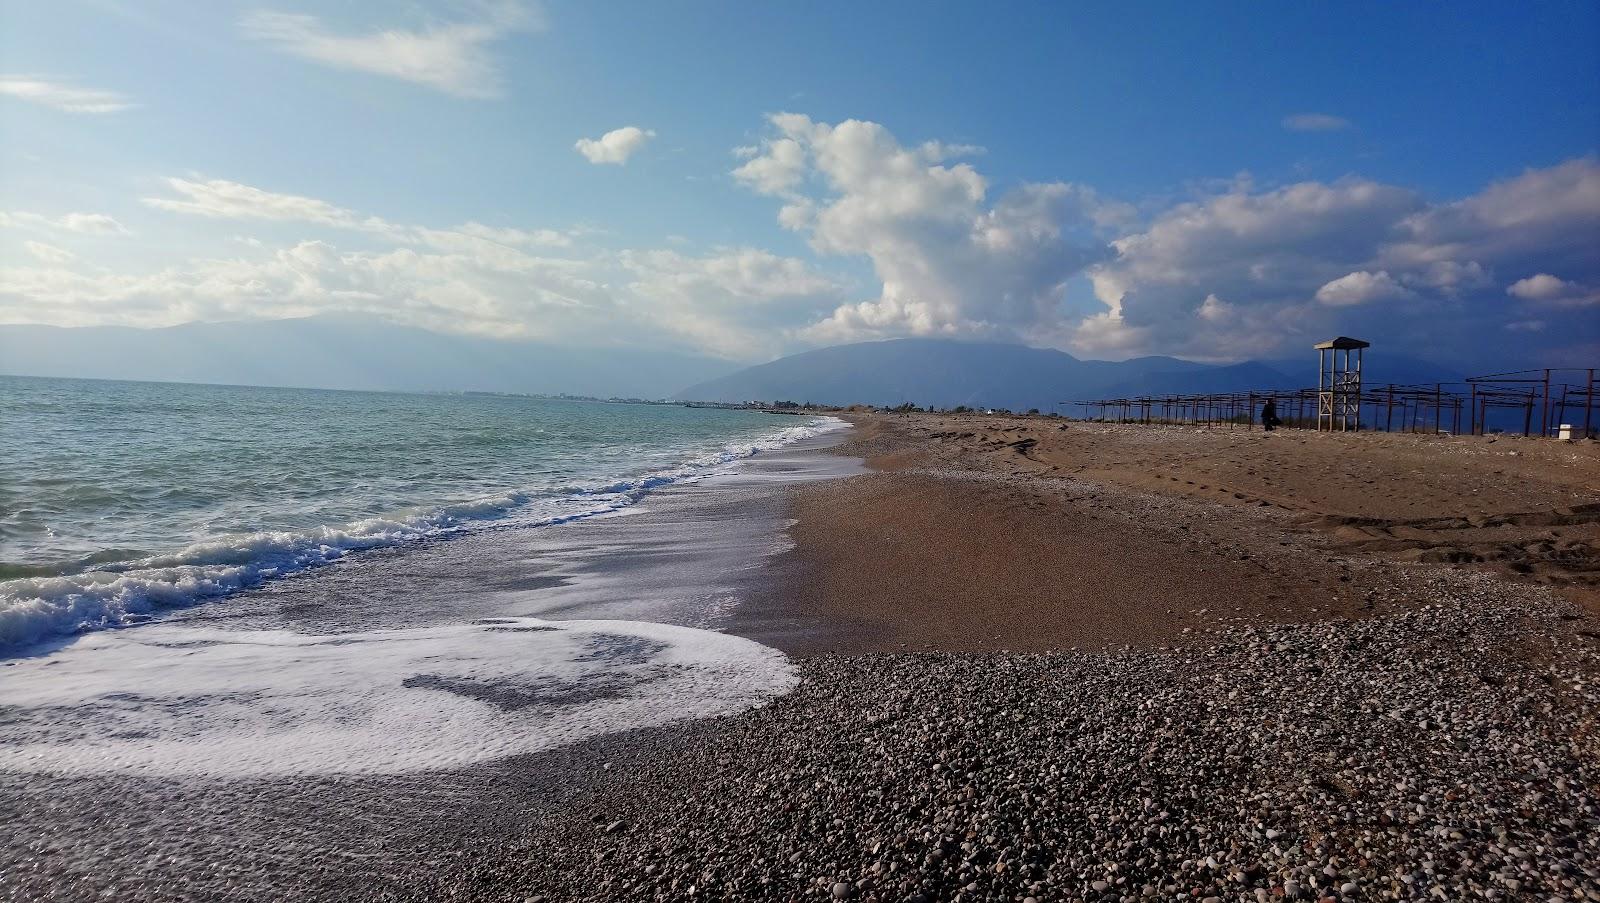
[501,415,1600,902]
[741,413,1600,654]
[6,416,1599,902]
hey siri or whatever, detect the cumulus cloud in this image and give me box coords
[1282,113,1352,132]
[1507,273,1574,301]
[1078,157,1600,359]
[731,137,807,194]
[1508,273,1600,307]
[1385,157,1600,278]
[574,127,656,165]
[10,123,1598,366]
[622,247,847,357]
[732,113,1124,346]
[0,76,133,113]
[5,176,841,359]
[1315,270,1413,306]
[240,2,539,98]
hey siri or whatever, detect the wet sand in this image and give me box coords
[737,414,1600,655]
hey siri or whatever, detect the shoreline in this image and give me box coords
[5,414,1599,901]
[0,409,844,654]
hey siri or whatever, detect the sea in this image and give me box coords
[0,375,846,777]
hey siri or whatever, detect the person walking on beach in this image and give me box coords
[1261,398,1280,432]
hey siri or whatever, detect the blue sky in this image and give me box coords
[2,0,1597,367]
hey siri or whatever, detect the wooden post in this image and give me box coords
[1587,369,1595,439]
[1542,369,1551,438]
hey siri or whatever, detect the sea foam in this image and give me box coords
[0,617,798,777]
[0,416,844,652]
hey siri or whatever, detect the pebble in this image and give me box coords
[481,571,1600,903]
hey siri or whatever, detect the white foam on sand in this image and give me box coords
[0,618,798,778]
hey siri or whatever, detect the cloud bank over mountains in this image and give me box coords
[729,115,1597,363]
[2,114,1596,365]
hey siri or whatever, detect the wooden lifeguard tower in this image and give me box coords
[1316,337,1369,431]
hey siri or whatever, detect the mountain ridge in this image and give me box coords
[0,317,737,399]
[1,318,1457,408]
[674,338,1456,412]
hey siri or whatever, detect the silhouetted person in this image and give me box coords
[1261,398,1280,432]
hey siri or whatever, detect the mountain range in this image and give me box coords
[0,316,1455,410]
[0,316,732,400]
[675,338,1455,412]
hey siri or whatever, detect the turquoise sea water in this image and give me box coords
[0,375,836,649]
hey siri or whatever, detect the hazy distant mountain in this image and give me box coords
[1097,360,1301,398]
[672,338,1458,411]
[674,338,1288,411]
[1260,354,1464,388]
[1,319,1463,407]
[0,316,736,398]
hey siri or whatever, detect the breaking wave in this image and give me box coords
[0,417,844,652]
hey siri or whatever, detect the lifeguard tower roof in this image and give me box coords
[1314,336,1371,350]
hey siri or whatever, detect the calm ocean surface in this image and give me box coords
[0,375,837,650]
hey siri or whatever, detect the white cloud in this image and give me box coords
[733,114,1122,346]
[1507,273,1600,308]
[1077,157,1600,358]
[142,180,589,257]
[622,247,847,357]
[0,238,614,338]
[1385,157,1600,276]
[22,241,75,264]
[142,177,385,230]
[1282,113,1352,132]
[10,129,1598,366]
[1,210,129,234]
[1507,273,1574,301]
[1075,177,1422,355]
[0,76,134,113]
[574,127,656,165]
[1196,293,1232,321]
[58,213,129,234]
[6,176,843,360]
[453,221,573,248]
[240,2,539,98]
[731,137,806,194]
[1315,270,1413,306]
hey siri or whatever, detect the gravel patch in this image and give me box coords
[488,570,1599,902]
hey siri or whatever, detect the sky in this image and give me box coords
[1,0,1597,368]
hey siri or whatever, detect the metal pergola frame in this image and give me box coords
[1068,366,1597,439]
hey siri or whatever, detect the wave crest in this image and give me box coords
[0,416,844,652]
